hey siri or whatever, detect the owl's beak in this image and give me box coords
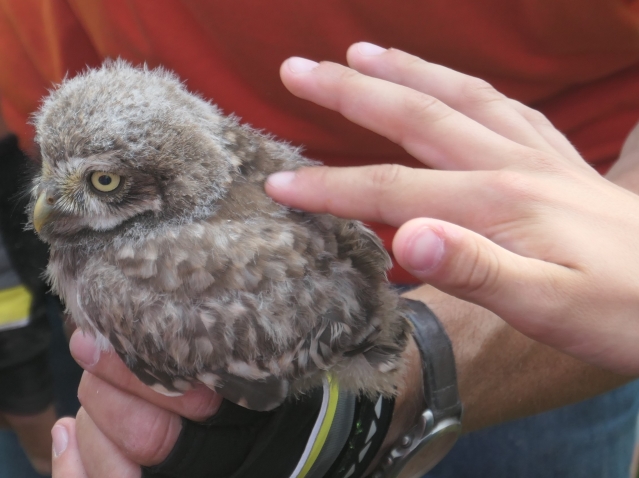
[33,191,55,234]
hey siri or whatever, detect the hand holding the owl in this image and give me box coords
[270,43,639,375]
[52,330,223,478]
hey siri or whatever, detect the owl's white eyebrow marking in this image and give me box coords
[55,157,89,176]
[57,156,122,177]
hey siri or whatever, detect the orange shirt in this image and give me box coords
[1,0,639,282]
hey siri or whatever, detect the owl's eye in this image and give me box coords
[90,172,122,193]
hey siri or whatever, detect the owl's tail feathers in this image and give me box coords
[330,307,413,399]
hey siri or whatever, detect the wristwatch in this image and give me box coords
[371,299,463,478]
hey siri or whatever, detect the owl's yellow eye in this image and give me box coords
[90,172,121,193]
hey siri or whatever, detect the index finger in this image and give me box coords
[266,164,521,232]
[281,57,527,171]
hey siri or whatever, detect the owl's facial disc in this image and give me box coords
[31,157,166,242]
[33,171,125,234]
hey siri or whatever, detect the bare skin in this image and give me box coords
[53,44,639,477]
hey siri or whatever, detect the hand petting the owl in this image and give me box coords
[269,42,639,376]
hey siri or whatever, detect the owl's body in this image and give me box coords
[32,61,410,410]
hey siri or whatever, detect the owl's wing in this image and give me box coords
[206,370,290,411]
[107,215,316,411]
[336,220,393,275]
[122,349,290,411]
[107,201,399,410]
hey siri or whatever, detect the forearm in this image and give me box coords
[365,334,425,475]
[366,283,631,474]
[404,285,631,432]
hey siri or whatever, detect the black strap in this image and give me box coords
[403,299,462,422]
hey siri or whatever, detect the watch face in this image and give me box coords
[395,420,461,478]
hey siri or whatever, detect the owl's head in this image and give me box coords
[31,60,237,245]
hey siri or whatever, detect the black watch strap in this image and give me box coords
[403,299,462,422]
[371,299,462,478]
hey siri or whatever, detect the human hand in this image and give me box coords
[52,330,222,478]
[267,43,639,375]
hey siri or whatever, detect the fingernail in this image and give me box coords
[70,331,100,369]
[286,57,319,73]
[52,425,68,458]
[357,42,387,56]
[406,227,444,273]
[266,171,296,189]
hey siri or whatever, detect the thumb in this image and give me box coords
[393,218,576,342]
[52,418,88,478]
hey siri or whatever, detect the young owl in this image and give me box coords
[30,60,411,411]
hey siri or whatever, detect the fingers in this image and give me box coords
[78,372,181,467]
[345,43,583,165]
[392,218,577,341]
[70,330,222,422]
[75,408,141,478]
[52,418,88,478]
[281,56,525,171]
[506,99,586,165]
[266,165,525,231]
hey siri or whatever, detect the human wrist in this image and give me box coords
[363,297,464,478]
[363,336,425,476]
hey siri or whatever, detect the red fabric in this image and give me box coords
[2,0,639,283]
